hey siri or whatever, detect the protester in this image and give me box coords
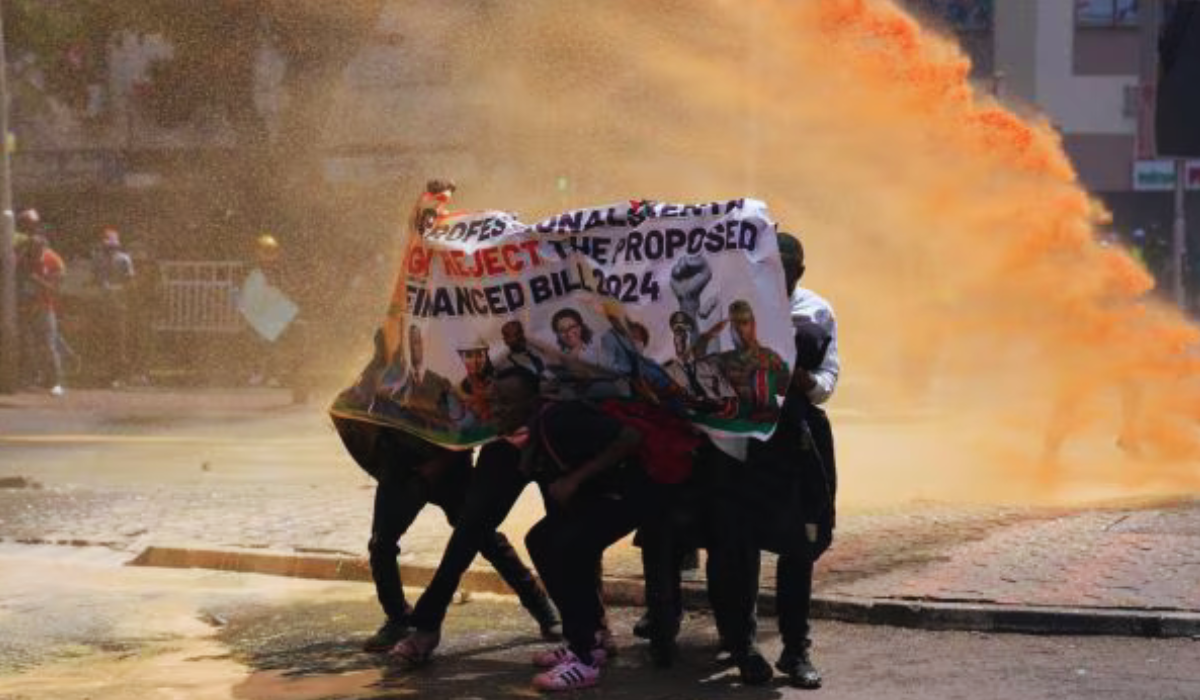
[336,187,810,690]
[388,439,557,665]
[17,235,67,396]
[333,330,558,653]
[243,232,309,402]
[489,366,645,691]
[90,226,136,387]
[636,232,839,688]
[124,241,157,386]
[742,231,840,689]
[13,208,40,252]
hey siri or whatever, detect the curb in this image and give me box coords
[127,545,1200,639]
[808,595,1200,638]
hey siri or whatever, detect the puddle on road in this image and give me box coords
[233,668,391,700]
[216,596,583,700]
[0,544,372,700]
[0,639,247,700]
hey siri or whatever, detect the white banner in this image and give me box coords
[331,198,796,448]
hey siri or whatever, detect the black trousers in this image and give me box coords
[699,446,763,653]
[334,418,545,628]
[409,440,536,631]
[776,552,815,650]
[637,479,703,643]
[368,452,541,624]
[526,478,644,662]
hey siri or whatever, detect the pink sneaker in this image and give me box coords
[532,644,607,668]
[532,654,600,691]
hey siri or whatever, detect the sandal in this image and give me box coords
[389,629,440,666]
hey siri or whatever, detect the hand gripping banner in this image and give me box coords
[330,195,796,448]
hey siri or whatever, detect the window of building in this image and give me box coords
[1076,0,1139,27]
[907,0,993,31]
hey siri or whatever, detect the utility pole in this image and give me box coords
[1138,1,1189,309]
[1162,0,1200,311]
[1174,154,1188,309]
[0,6,19,393]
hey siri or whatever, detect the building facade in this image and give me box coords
[907,0,1198,284]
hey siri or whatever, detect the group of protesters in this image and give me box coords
[333,213,840,691]
[11,207,139,394]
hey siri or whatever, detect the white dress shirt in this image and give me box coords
[791,286,840,406]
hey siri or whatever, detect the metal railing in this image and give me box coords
[154,261,246,333]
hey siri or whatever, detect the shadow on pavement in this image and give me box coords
[218,598,788,699]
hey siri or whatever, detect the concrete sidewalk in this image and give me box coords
[2,387,1198,637]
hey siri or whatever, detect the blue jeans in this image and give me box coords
[25,308,63,387]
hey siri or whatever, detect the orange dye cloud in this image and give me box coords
[406,0,1200,505]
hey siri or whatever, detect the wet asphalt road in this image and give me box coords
[1,544,1198,700]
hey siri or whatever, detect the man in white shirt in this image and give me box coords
[766,231,839,689]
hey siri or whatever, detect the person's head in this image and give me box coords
[501,320,527,351]
[409,324,424,367]
[629,322,650,353]
[551,308,592,352]
[101,226,121,249]
[255,233,280,264]
[490,366,540,435]
[458,346,492,379]
[17,208,40,231]
[669,311,696,356]
[778,232,805,296]
[426,179,457,198]
[729,300,757,350]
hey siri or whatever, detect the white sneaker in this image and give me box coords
[532,653,600,691]
[50,385,65,397]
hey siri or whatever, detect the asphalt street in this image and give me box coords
[2,387,1200,699]
[0,545,1197,700]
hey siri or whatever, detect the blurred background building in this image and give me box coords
[6,1,1192,262]
[2,0,1197,387]
[906,0,1198,290]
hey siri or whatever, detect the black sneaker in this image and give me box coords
[777,645,822,689]
[732,646,773,685]
[363,617,411,652]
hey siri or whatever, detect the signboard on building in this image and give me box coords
[1132,159,1200,191]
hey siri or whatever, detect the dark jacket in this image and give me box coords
[743,321,837,557]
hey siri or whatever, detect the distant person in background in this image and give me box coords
[13,208,40,252]
[1128,227,1148,271]
[17,235,67,396]
[124,241,157,386]
[244,233,307,402]
[91,226,136,388]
